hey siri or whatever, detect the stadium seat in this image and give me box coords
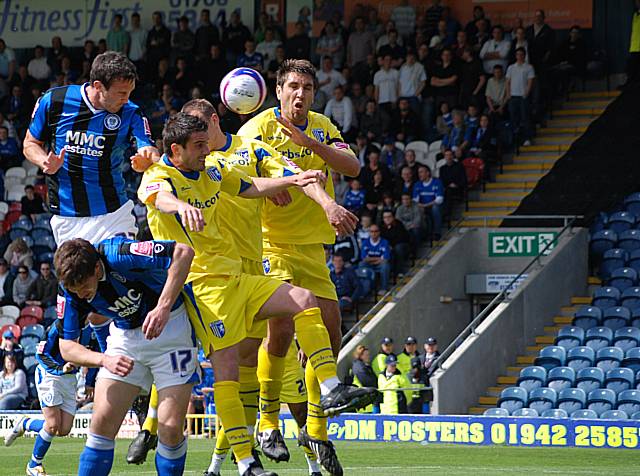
[547,367,576,392]
[5,184,23,202]
[595,346,624,371]
[629,250,640,275]
[38,252,55,264]
[566,346,596,371]
[23,354,37,370]
[608,211,636,234]
[571,409,599,419]
[600,250,628,281]
[541,409,568,418]
[587,389,617,416]
[32,236,56,256]
[557,388,587,414]
[19,335,39,349]
[406,140,429,156]
[0,323,20,339]
[616,390,640,415]
[33,215,52,231]
[512,408,539,417]
[1,305,20,320]
[604,368,635,393]
[554,326,584,350]
[613,327,640,351]
[622,347,640,372]
[576,367,605,393]
[21,324,45,340]
[497,387,528,414]
[0,316,14,327]
[8,228,28,241]
[632,411,640,420]
[26,371,37,400]
[11,217,32,232]
[584,327,614,351]
[618,230,640,252]
[632,308,640,327]
[602,306,632,330]
[625,192,640,216]
[5,166,25,181]
[590,230,617,260]
[621,287,640,310]
[572,306,603,330]
[527,387,557,413]
[20,306,43,322]
[43,306,56,323]
[30,228,51,241]
[592,286,621,309]
[428,140,442,153]
[16,316,39,328]
[534,346,566,371]
[599,409,628,420]
[33,184,47,201]
[517,366,547,392]
[483,408,509,417]
[0,201,8,218]
[608,267,638,292]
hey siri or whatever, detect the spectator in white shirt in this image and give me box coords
[0,40,15,80]
[374,54,400,114]
[391,0,416,42]
[325,85,356,141]
[480,25,511,74]
[27,45,51,82]
[506,47,535,146]
[399,50,427,111]
[128,12,147,64]
[316,55,347,97]
[485,64,508,119]
[256,27,281,70]
[316,22,344,69]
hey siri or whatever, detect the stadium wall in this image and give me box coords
[431,228,589,415]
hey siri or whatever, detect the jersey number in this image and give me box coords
[169,350,192,375]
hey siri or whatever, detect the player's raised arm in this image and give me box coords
[300,181,358,237]
[238,169,324,198]
[23,92,65,174]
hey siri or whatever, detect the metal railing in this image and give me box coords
[430,215,583,373]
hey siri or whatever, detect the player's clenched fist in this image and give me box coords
[102,354,134,377]
[324,201,358,237]
[177,201,206,232]
[42,148,65,175]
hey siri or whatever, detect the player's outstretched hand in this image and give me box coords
[276,116,313,148]
[103,354,134,377]
[268,190,293,206]
[130,148,155,173]
[177,202,206,232]
[142,306,171,340]
[325,201,358,237]
[293,169,325,187]
[42,148,65,175]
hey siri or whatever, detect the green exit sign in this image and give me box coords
[489,232,558,257]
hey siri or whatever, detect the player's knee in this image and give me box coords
[45,422,61,436]
[291,286,317,312]
[159,424,184,447]
[57,426,72,437]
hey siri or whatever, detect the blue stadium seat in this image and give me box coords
[618,229,640,252]
[605,368,635,393]
[21,324,45,340]
[23,355,37,370]
[633,411,640,420]
[624,192,640,217]
[602,306,632,330]
[622,347,640,373]
[571,409,599,419]
[584,327,614,351]
[512,408,539,417]
[541,409,568,418]
[547,367,576,392]
[600,409,628,420]
[517,366,547,392]
[37,252,54,264]
[613,327,640,351]
[534,346,566,371]
[30,228,52,241]
[21,342,37,356]
[32,215,51,230]
[32,235,56,256]
[592,286,621,309]
[629,250,640,275]
[572,306,603,330]
[608,267,638,292]
[9,229,28,241]
[19,335,39,348]
[497,387,528,414]
[483,408,509,417]
[590,230,617,260]
[596,346,624,371]
[567,346,596,371]
[557,388,587,414]
[600,249,628,281]
[587,389,617,416]
[554,326,584,350]
[608,211,636,234]
[621,287,640,310]
[528,388,557,413]
[576,367,605,393]
[11,217,32,232]
[616,390,640,415]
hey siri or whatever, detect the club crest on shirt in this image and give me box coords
[262,257,271,274]
[130,241,154,257]
[56,294,66,319]
[207,166,222,182]
[312,128,325,143]
[104,114,121,131]
[210,320,226,338]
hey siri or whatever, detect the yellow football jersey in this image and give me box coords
[138,154,253,282]
[238,107,355,245]
[213,132,297,262]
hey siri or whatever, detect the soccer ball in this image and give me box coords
[220,67,267,115]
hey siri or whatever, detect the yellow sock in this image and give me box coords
[142,384,158,435]
[305,362,328,441]
[215,426,231,454]
[239,365,259,444]
[293,308,337,384]
[257,345,285,433]
[214,381,252,461]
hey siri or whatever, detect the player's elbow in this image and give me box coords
[59,339,74,362]
[174,243,195,265]
[342,159,361,178]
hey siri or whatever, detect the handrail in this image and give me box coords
[430,215,581,373]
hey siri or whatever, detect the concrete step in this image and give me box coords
[480,191,529,200]
[544,325,563,333]
[464,210,516,218]
[536,335,556,345]
[572,296,592,305]
[560,306,578,316]
[506,366,526,377]
[562,100,610,109]
[589,276,602,285]
[497,375,518,385]
[479,396,498,405]
[547,117,594,127]
[538,127,587,135]
[553,108,603,116]
[495,172,545,182]
[485,181,535,190]
[570,91,619,99]
[554,316,573,325]
[526,344,545,353]
[534,135,578,145]
[520,144,570,153]
[468,200,520,209]
[517,355,536,365]
[503,163,553,172]
[469,406,492,415]
[487,385,510,397]
[461,219,502,227]
[515,154,561,163]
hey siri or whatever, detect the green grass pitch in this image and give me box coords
[2,438,640,475]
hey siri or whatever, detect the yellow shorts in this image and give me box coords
[243,257,270,340]
[262,240,337,302]
[183,273,282,353]
[280,340,307,404]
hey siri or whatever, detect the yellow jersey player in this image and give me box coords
[238,59,360,475]
[139,113,376,476]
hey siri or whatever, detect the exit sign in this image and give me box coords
[489,232,558,257]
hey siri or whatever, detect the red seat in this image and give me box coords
[16,316,39,328]
[20,305,44,322]
[4,210,21,227]
[462,157,485,189]
[0,323,20,339]
[8,202,21,212]
[34,184,47,201]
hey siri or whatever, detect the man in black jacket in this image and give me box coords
[417,337,440,384]
[438,149,467,220]
[380,210,410,275]
[0,258,14,306]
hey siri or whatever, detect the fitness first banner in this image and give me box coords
[0,0,253,48]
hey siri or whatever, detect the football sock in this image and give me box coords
[257,346,285,433]
[155,437,187,476]
[304,448,323,474]
[23,418,44,433]
[305,363,328,441]
[28,428,53,468]
[293,307,338,388]
[214,381,253,462]
[207,450,227,474]
[78,433,115,476]
[89,319,111,353]
[142,384,159,435]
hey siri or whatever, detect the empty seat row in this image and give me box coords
[592,286,640,309]
[555,325,640,351]
[518,365,639,393]
[484,406,636,420]
[535,345,640,372]
[573,305,640,330]
[600,249,640,280]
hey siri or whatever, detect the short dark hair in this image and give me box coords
[90,51,137,89]
[0,126,7,133]
[131,12,140,19]
[515,47,527,55]
[114,14,123,21]
[418,164,432,174]
[277,59,318,90]
[493,64,504,70]
[162,112,208,157]
[182,98,216,121]
[24,185,34,191]
[54,239,100,289]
